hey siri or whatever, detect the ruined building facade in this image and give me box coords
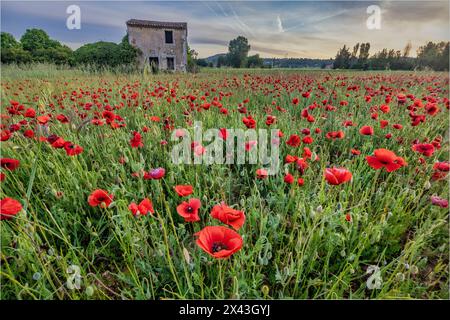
[126,19,188,72]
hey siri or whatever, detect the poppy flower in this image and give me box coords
[130,131,143,148]
[37,115,50,125]
[366,149,407,172]
[297,178,305,186]
[245,140,257,151]
[174,185,194,197]
[296,158,308,174]
[412,143,435,157]
[176,198,201,222]
[302,135,313,144]
[195,226,243,259]
[324,167,352,185]
[129,198,154,216]
[88,189,114,208]
[242,116,256,129]
[0,197,22,220]
[359,126,374,136]
[144,167,165,180]
[265,115,276,126]
[430,195,448,208]
[0,172,5,182]
[218,128,228,140]
[24,108,36,118]
[211,203,246,230]
[64,142,83,156]
[286,134,301,147]
[0,158,20,171]
[256,168,268,179]
[284,173,294,184]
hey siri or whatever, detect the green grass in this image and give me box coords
[0,66,448,299]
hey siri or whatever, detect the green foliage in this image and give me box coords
[20,29,59,52]
[246,54,264,68]
[417,41,449,71]
[227,36,251,68]
[334,41,449,71]
[1,29,137,68]
[0,68,448,300]
[73,35,138,68]
[187,45,199,73]
[1,32,20,49]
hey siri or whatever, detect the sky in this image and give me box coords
[1,0,449,59]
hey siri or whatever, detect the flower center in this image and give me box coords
[212,242,228,253]
[186,206,193,213]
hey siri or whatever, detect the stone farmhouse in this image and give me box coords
[126,19,188,72]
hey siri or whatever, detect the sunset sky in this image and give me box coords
[2,1,449,59]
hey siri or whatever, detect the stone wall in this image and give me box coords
[127,26,187,72]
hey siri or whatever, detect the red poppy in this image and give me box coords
[430,195,448,208]
[297,178,305,186]
[129,198,154,216]
[265,115,276,126]
[0,158,20,171]
[64,142,83,156]
[366,149,407,172]
[218,128,228,140]
[256,168,268,179]
[324,167,352,185]
[242,116,256,129]
[0,172,5,181]
[211,203,245,230]
[130,131,143,148]
[284,173,294,184]
[0,197,22,220]
[302,136,313,144]
[412,143,435,157]
[174,185,194,197]
[144,167,165,180]
[24,108,36,118]
[195,226,243,259]
[286,134,301,147]
[359,126,374,136]
[37,115,50,125]
[296,158,308,174]
[88,189,114,208]
[176,198,201,222]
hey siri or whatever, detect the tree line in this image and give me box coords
[195,36,265,69]
[1,29,138,67]
[333,41,449,71]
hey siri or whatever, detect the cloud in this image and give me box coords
[1,0,448,59]
[276,15,284,33]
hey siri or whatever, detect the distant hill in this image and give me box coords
[204,53,227,66]
[203,54,334,68]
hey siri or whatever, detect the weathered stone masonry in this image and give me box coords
[126,19,187,72]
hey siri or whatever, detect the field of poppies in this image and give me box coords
[0,65,449,299]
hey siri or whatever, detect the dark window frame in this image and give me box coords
[165,30,174,44]
[166,57,175,70]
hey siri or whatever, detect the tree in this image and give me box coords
[186,45,199,72]
[1,32,20,49]
[217,55,227,67]
[417,41,449,71]
[247,54,263,68]
[227,36,250,68]
[196,59,208,67]
[20,29,58,52]
[333,45,351,69]
[74,42,121,66]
